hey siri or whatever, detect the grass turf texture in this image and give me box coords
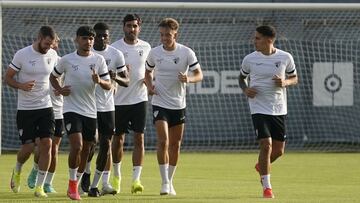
[0,152,358,202]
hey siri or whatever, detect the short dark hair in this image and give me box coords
[38,26,56,39]
[76,26,96,37]
[123,14,142,26]
[94,22,110,31]
[158,18,179,31]
[256,25,276,38]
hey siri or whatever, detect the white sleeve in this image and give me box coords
[188,48,200,71]
[9,50,22,72]
[52,57,64,77]
[286,54,297,77]
[98,57,110,80]
[145,50,155,71]
[116,50,126,72]
[240,57,250,77]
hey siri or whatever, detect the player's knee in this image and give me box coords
[169,140,181,150]
[99,141,110,153]
[260,141,272,153]
[40,138,52,151]
[71,143,83,153]
[118,135,125,145]
[273,148,284,158]
[157,139,169,150]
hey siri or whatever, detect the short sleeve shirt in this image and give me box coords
[52,51,110,118]
[146,43,200,109]
[240,49,297,115]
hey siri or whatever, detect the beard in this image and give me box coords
[125,32,137,41]
[38,43,48,54]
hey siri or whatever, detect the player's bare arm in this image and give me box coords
[91,68,111,90]
[272,74,298,87]
[109,69,129,87]
[238,73,257,98]
[5,68,36,91]
[50,73,71,96]
[144,69,156,95]
[178,68,203,83]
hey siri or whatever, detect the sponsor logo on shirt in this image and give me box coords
[29,60,36,67]
[275,61,281,68]
[89,63,96,70]
[72,64,79,71]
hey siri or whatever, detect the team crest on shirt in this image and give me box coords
[138,50,144,56]
[89,64,96,70]
[173,57,180,64]
[105,59,111,66]
[29,60,36,67]
[274,61,281,68]
[72,64,79,71]
[47,58,52,65]
[123,52,128,58]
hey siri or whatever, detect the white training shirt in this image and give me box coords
[111,38,151,105]
[240,49,297,115]
[146,43,200,109]
[9,45,58,110]
[92,45,126,112]
[52,51,110,118]
[50,56,64,119]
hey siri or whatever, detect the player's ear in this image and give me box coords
[74,36,79,45]
[269,36,276,44]
[174,32,178,40]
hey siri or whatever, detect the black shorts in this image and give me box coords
[63,112,97,142]
[16,107,55,145]
[115,101,147,135]
[251,113,287,142]
[97,111,115,139]
[152,105,186,128]
[54,119,65,138]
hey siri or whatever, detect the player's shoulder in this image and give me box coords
[243,51,258,61]
[92,51,106,61]
[107,45,125,60]
[47,48,58,57]
[150,44,162,52]
[111,39,122,48]
[61,51,76,60]
[176,43,192,51]
[275,48,293,58]
[107,45,123,54]
[137,39,151,48]
[15,45,32,55]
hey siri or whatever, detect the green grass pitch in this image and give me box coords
[0,152,359,202]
